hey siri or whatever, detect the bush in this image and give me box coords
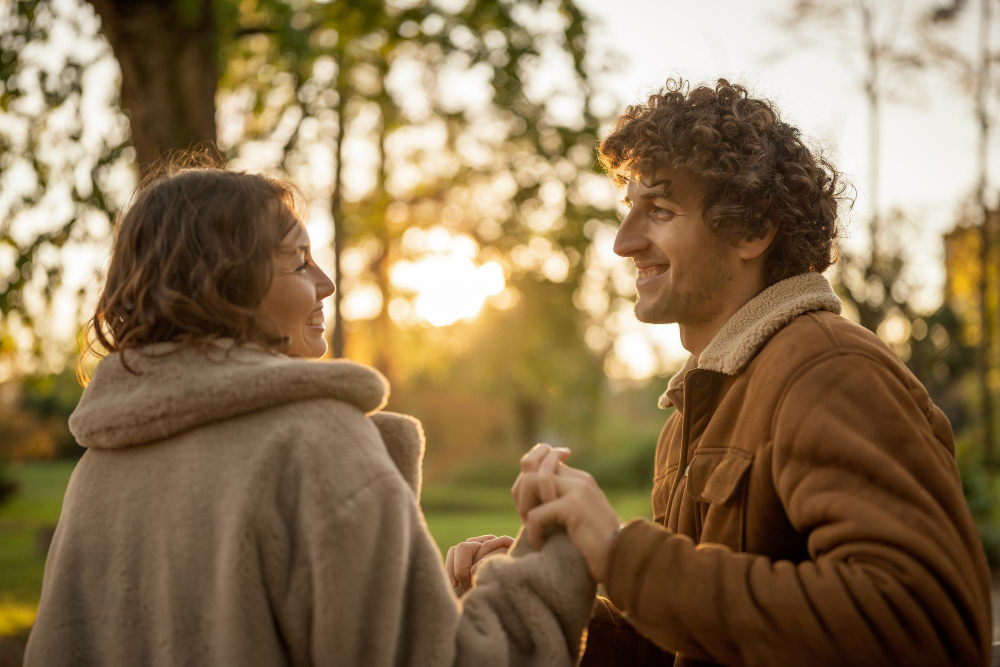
[0,368,83,462]
[444,391,667,491]
[955,431,1000,565]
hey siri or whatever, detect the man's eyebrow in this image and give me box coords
[642,178,674,200]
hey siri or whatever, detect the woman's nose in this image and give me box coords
[316,268,335,299]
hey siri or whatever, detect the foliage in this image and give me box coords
[957,430,1000,564]
[216,0,619,371]
[777,0,999,453]
[2,0,627,458]
[203,0,627,470]
[832,208,980,428]
[0,0,134,371]
[0,368,83,462]
[944,215,1000,387]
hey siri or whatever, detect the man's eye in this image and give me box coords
[652,206,675,217]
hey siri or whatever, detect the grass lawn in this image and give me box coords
[0,461,77,636]
[0,461,652,637]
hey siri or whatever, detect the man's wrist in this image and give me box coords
[597,521,627,584]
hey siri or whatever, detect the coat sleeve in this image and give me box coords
[257,427,596,667]
[601,353,992,667]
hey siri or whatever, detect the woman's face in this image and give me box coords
[257,222,335,359]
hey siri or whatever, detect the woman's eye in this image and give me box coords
[296,260,310,272]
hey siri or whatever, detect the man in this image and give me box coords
[511,79,992,666]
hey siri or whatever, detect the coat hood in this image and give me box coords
[70,340,389,450]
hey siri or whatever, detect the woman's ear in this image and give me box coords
[737,221,778,261]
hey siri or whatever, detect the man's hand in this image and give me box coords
[510,443,573,521]
[445,534,515,595]
[514,451,622,583]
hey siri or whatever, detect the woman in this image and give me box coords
[24,164,595,666]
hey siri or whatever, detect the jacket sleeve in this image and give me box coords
[258,429,596,667]
[601,353,992,667]
[580,597,675,667]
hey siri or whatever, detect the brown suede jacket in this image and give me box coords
[581,272,992,667]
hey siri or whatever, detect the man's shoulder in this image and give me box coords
[764,309,896,364]
[750,309,913,392]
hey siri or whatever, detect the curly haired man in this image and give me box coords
[511,80,992,666]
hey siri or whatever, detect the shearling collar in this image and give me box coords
[659,272,842,410]
[70,339,389,450]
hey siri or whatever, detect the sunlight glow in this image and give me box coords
[391,243,507,327]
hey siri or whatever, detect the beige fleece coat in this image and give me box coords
[25,341,596,667]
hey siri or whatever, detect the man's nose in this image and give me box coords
[613,212,647,258]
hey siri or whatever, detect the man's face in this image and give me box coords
[613,168,737,325]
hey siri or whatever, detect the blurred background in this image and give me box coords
[0,0,998,658]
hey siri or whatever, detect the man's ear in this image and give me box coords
[737,221,778,261]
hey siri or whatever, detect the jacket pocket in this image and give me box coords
[687,447,753,549]
[651,464,678,526]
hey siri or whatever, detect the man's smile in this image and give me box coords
[636,263,670,287]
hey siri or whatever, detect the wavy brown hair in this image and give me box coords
[78,154,304,385]
[599,78,851,285]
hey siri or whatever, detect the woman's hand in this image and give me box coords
[445,534,515,595]
[512,444,622,584]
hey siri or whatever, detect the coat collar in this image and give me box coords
[70,339,389,450]
[659,272,842,410]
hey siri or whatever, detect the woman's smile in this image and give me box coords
[306,309,325,331]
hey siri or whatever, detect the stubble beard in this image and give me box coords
[633,262,734,326]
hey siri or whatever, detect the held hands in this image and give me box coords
[444,443,622,593]
[510,444,622,584]
[445,534,515,595]
[444,446,573,594]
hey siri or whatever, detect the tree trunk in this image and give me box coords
[372,67,393,384]
[87,0,217,174]
[860,0,881,259]
[329,64,347,359]
[975,0,995,470]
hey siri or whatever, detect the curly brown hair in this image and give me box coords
[79,154,304,385]
[599,78,851,285]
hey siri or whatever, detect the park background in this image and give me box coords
[1,0,999,660]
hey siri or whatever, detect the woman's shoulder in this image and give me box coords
[261,403,425,500]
